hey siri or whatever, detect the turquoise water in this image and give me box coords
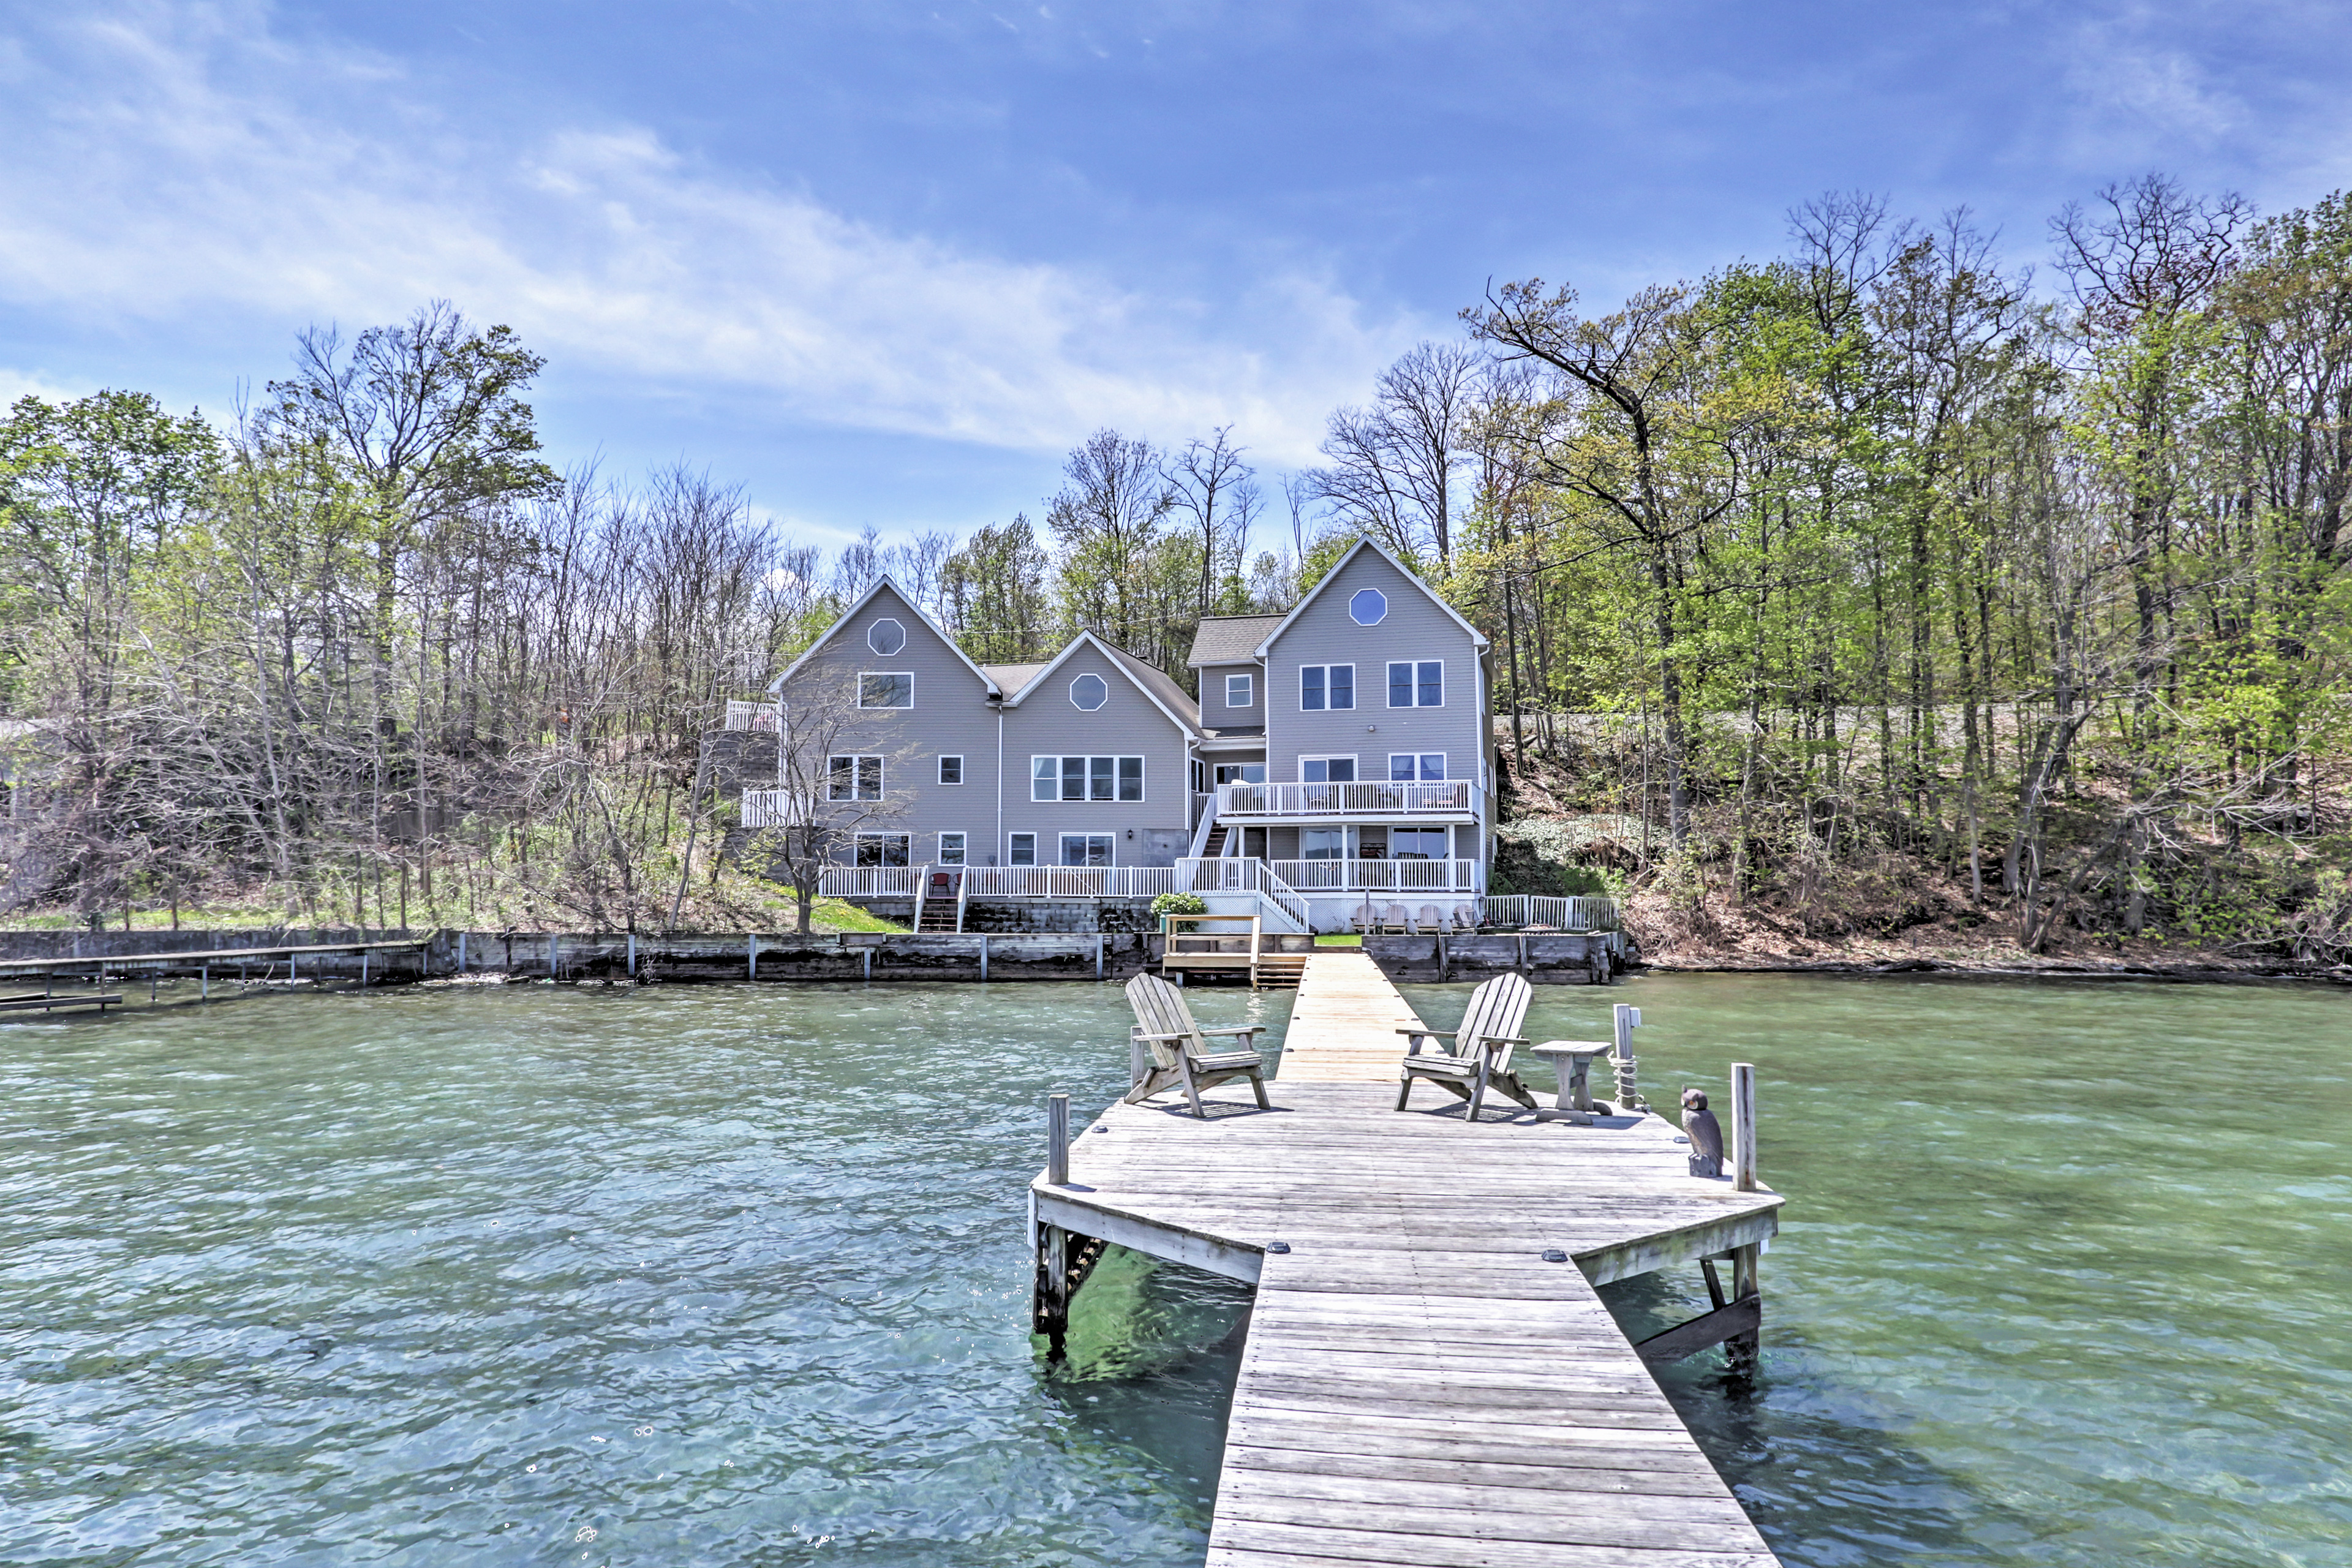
[1408,973,2352,1568]
[4,973,2349,1566]
[0,982,1286,1566]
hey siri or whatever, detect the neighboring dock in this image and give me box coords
[1033,951,1785,1566]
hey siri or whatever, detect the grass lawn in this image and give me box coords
[1314,933,1364,947]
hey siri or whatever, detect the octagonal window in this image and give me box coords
[1349,588,1388,626]
[867,617,907,655]
[1069,673,1109,710]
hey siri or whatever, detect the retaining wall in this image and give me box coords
[1364,930,1626,985]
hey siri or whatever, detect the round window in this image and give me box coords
[867,618,907,655]
[1069,673,1109,710]
[1349,588,1388,625]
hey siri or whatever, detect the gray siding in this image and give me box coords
[778,582,1001,864]
[999,640,1196,867]
[1200,659,1263,726]
[1265,548,1485,787]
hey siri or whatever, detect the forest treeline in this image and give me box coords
[4,176,2350,952]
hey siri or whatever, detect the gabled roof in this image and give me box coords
[978,662,1049,692]
[1001,630,1202,738]
[1186,613,1284,667]
[767,575,1002,698]
[1251,536,1489,657]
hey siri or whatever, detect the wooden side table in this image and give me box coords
[1528,1040,1611,1125]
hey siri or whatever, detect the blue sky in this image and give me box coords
[4,1,2349,552]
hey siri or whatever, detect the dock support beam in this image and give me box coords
[1033,1093,1075,1354]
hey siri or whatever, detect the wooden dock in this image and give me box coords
[1033,949,1785,1566]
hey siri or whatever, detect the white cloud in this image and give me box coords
[0,367,88,406]
[0,2,1406,461]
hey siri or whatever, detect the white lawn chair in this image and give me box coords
[1395,972,1538,1120]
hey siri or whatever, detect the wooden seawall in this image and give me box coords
[1032,951,1785,1566]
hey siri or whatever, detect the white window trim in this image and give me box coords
[857,671,915,709]
[853,830,911,867]
[1030,753,1146,803]
[1388,752,1448,782]
[1348,587,1388,626]
[938,754,964,785]
[1058,832,1116,867]
[1068,673,1110,710]
[866,617,907,656]
[1298,754,1359,783]
[937,831,967,864]
[1006,831,1038,867]
[1226,672,1253,707]
[827,753,885,801]
[1386,660,1444,708]
[1298,663,1356,712]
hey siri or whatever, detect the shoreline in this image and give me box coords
[1634,954,2352,985]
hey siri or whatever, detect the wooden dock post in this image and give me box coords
[1612,1003,1643,1109]
[1034,1091,1074,1353]
[747,933,758,981]
[458,932,467,974]
[627,932,636,978]
[360,951,369,988]
[200,964,207,1001]
[1046,1091,1070,1186]
[1095,933,1104,981]
[548,936,560,981]
[1730,1060,1758,1191]
[979,934,989,981]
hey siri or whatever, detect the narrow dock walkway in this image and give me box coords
[1036,951,1785,1566]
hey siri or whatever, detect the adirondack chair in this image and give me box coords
[1395,971,1538,1120]
[1123,972,1272,1117]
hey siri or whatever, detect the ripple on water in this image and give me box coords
[1,981,1286,1567]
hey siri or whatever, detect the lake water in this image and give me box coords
[2,973,2347,1566]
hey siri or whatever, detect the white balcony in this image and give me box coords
[1266,857,1484,894]
[725,699,780,732]
[1215,780,1481,819]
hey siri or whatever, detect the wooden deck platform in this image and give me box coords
[1033,950,1785,1567]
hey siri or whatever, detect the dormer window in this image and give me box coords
[1226,673,1253,707]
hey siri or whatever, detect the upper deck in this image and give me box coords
[1215,779,1483,821]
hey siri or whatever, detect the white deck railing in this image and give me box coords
[962,865,1175,899]
[725,699,780,732]
[1215,780,1482,817]
[1268,858,1484,893]
[818,865,922,897]
[1175,858,1313,930]
[739,789,816,827]
[1482,894,1619,931]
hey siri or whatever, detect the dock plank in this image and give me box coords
[1045,952,1785,1566]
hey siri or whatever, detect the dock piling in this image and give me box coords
[1046,1091,1070,1186]
[1612,1002,1644,1109]
[627,932,636,978]
[1730,1060,1758,1192]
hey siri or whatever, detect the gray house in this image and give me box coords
[744,537,1492,932]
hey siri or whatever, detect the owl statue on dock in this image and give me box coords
[1681,1087,1724,1178]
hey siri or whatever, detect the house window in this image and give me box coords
[854,832,910,867]
[1008,832,1036,866]
[1300,756,1357,783]
[1302,827,1346,860]
[1300,664,1354,711]
[829,755,883,800]
[858,672,913,708]
[1387,660,1443,707]
[1060,833,1115,867]
[938,755,963,785]
[938,831,967,865]
[1069,673,1109,710]
[1215,763,1267,785]
[1349,588,1388,625]
[1389,753,1447,782]
[1393,827,1449,860]
[867,618,907,656]
[1033,755,1145,802]
[1226,673,1253,707]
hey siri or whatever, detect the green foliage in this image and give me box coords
[1151,891,1208,916]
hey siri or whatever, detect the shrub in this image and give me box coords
[1152,891,1208,916]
